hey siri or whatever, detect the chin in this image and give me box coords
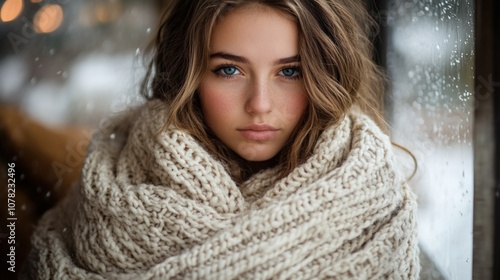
[238,153,271,162]
[233,141,282,162]
[237,149,277,162]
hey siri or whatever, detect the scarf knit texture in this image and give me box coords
[24,100,420,279]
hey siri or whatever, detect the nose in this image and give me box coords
[245,81,272,115]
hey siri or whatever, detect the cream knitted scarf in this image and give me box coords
[24,100,419,279]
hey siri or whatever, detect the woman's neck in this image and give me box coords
[246,157,279,175]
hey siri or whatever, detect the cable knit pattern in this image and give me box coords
[23,100,420,279]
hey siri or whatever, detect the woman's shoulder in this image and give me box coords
[317,107,392,155]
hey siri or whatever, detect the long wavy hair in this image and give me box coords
[141,0,386,182]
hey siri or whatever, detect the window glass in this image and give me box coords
[385,0,474,278]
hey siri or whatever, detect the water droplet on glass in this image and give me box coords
[21,204,26,211]
[30,77,37,85]
[57,70,62,75]
[146,27,151,33]
[135,48,140,56]
[110,133,116,139]
[35,57,39,62]
[49,49,55,55]
[46,191,51,198]
[63,227,68,233]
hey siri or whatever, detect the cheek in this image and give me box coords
[290,94,308,117]
[277,88,309,124]
[199,82,237,125]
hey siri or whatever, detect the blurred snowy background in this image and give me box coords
[0,0,474,279]
[0,0,156,125]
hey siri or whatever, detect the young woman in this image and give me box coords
[23,0,420,278]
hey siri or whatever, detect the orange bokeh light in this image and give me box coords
[0,0,24,22]
[34,4,64,33]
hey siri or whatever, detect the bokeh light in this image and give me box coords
[94,2,122,24]
[0,0,24,22]
[34,4,64,34]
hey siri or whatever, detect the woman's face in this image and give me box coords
[199,5,308,162]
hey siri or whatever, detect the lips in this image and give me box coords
[237,124,279,141]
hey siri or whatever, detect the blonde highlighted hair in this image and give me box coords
[141,0,386,182]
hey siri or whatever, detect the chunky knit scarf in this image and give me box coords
[24,100,419,279]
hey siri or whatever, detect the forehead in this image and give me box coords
[209,5,299,58]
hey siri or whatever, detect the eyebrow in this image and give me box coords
[209,52,300,65]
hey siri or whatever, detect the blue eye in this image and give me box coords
[222,66,238,75]
[212,65,241,78]
[279,67,300,78]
